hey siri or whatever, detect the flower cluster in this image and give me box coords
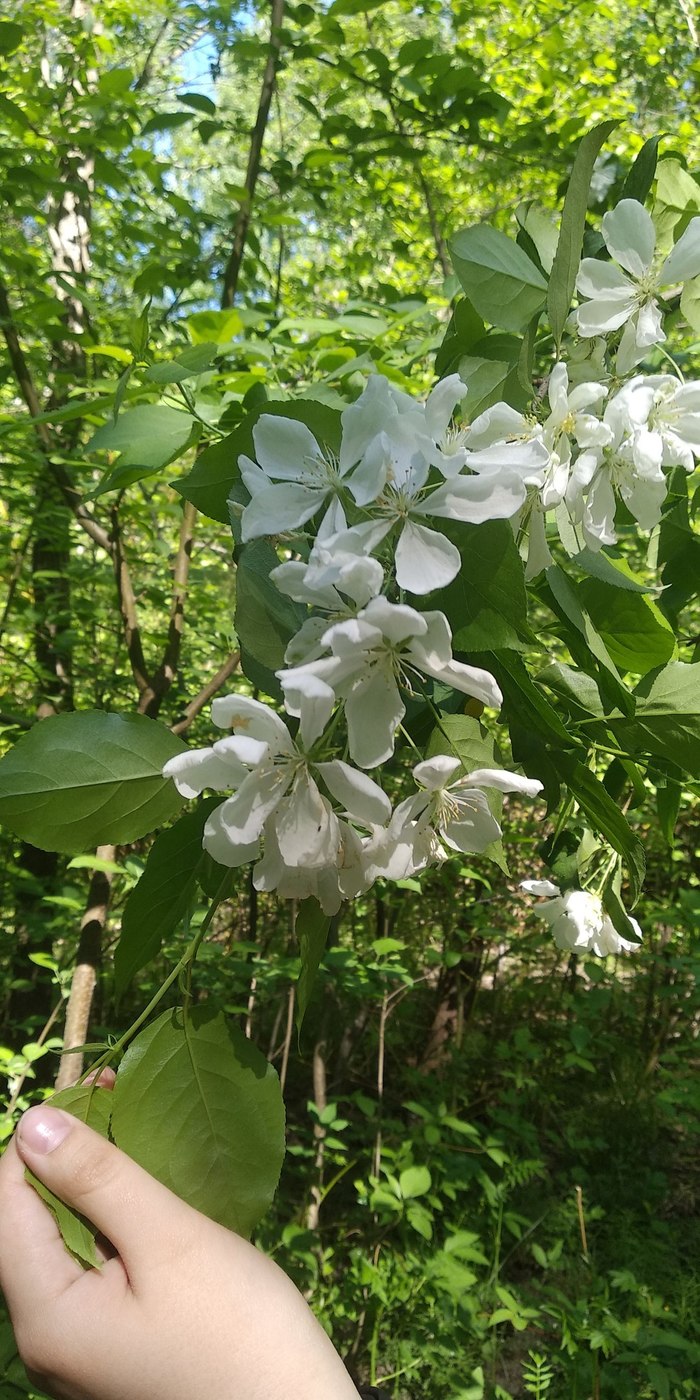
[161,195,699,947]
[164,694,542,915]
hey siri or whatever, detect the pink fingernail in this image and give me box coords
[18,1106,72,1154]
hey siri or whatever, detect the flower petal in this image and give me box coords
[520,878,561,896]
[463,767,543,797]
[252,415,322,481]
[202,803,261,867]
[281,672,335,748]
[424,374,467,439]
[660,216,700,285]
[275,773,339,869]
[345,665,405,769]
[601,199,655,278]
[317,759,392,826]
[394,519,461,594]
[241,482,326,540]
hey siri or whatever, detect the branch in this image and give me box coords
[133,16,170,91]
[109,504,150,696]
[170,650,241,735]
[138,500,197,716]
[220,0,285,307]
[55,847,115,1090]
[0,276,114,554]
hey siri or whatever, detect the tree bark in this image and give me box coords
[220,0,286,307]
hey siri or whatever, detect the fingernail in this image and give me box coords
[18,1105,72,1155]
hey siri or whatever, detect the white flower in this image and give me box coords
[625,373,700,473]
[395,755,543,864]
[278,596,502,769]
[575,199,700,373]
[339,378,526,595]
[565,386,668,549]
[240,416,351,541]
[520,882,641,956]
[464,403,551,486]
[542,362,611,505]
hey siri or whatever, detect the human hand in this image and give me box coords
[0,1082,358,1400]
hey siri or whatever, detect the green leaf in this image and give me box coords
[111,1007,285,1238]
[178,92,217,115]
[176,400,341,523]
[26,1085,113,1269]
[488,652,575,745]
[431,521,531,651]
[435,297,485,377]
[143,343,218,385]
[456,335,530,418]
[296,898,331,1031]
[577,578,676,674]
[544,565,633,715]
[399,1165,432,1199]
[557,754,646,901]
[574,547,652,592]
[427,714,498,772]
[114,798,220,995]
[656,780,681,847]
[0,712,186,853]
[621,135,662,205]
[186,309,243,344]
[235,541,305,696]
[680,275,700,332]
[0,21,24,55]
[88,404,198,494]
[547,120,618,346]
[537,661,605,717]
[449,226,547,333]
[141,111,195,136]
[610,662,700,777]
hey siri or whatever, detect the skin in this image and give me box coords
[0,1071,358,1400]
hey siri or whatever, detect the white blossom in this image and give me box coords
[565,384,668,549]
[520,881,641,956]
[278,596,502,769]
[394,755,543,864]
[575,199,700,373]
[240,417,351,541]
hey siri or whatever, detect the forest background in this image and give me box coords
[0,0,699,1397]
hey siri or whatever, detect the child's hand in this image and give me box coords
[0,1090,358,1400]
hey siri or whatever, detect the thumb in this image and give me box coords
[16,1104,197,1282]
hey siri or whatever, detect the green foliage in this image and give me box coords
[114,797,220,995]
[111,1007,285,1239]
[0,713,186,853]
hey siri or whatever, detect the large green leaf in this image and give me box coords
[176,400,342,523]
[114,798,219,995]
[547,120,617,346]
[0,712,186,853]
[543,566,634,716]
[88,404,199,494]
[296,898,331,1031]
[557,754,646,902]
[577,578,676,675]
[449,226,547,333]
[111,1007,285,1238]
[235,540,305,695]
[431,521,531,651]
[610,662,700,777]
[26,1085,113,1269]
